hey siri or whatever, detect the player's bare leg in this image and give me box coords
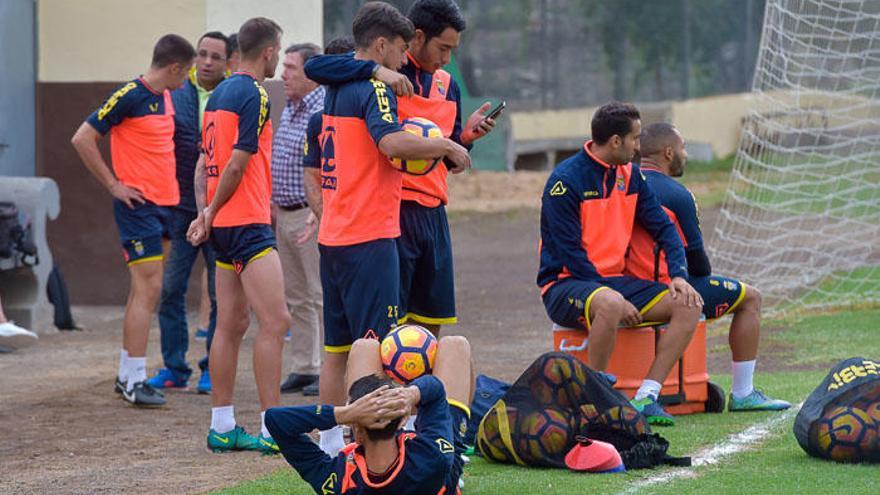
[433,336,473,488]
[641,294,700,384]
[198,267,211,331]
[725,285,787,410]
[120,254,166,406]
[206,266,260,451]
[320,352,350,406]
[433,336,473,405]
[123,260,164,359]
[240,251,291,412]
[319,350,350,454]
[345,338,383,390]
[585,290,625,372]
[209,268,249,408]
[729,285,760,362]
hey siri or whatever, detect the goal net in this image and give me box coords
[708,0,880,317]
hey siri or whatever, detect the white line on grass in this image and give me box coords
[618,402,803,495]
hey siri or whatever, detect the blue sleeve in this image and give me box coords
[304,53,377,85]
[303,112,323,169]
[234,84,270,154]
[633,166,688,279]
[86,81,140,135]
[667,186,704,252]
[447,79,472,151]
[264,405,343,494]
[362,80,402,146]
[411,376,456,460]
[540,174,601,280]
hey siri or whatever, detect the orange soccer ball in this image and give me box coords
[389,117,443,175]
[380,324,438,384]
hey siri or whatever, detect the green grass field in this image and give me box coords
[212,308,880,495]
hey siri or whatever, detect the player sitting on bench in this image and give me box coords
[265,336,473,495]
[625,122,790,412]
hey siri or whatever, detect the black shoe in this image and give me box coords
[302,380,319,396]
[280,373,318,394]
[114,377,125,394]
[123,381,166,406]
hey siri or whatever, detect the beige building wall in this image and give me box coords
[38,0,322,83]
[206,0,322,57]
[38,0,207,82]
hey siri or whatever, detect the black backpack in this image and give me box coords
[0,202,37,265]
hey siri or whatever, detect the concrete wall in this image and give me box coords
[0,0,36,176]
[511,93,757,159]
[35,0,321,303]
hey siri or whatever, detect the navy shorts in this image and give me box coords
[112,199,171,265]
[211,224,276,274]
[542,276,669,330]
[398,201,456,325]
[320,238,400,353]
[691,275,746,320]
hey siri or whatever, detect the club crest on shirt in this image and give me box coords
[436,78,446,96]
[616,177,626,191]
[549,181,567,196]
[436,438,454,454]
[321,473,337,494]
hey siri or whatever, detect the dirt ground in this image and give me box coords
[2,201,737,494]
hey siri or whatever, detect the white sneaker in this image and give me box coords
[0,321,38,352]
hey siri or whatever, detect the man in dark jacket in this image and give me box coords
[147,31,231,394]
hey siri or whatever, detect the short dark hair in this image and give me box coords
[352,2,415,49]
[408,0,466,40]
[151,34,196,68]
[227,33,239,54]
[198,31,232,58]
[349,374,402,441]
[238,17,282,60]
[325,36,356,55]
[591,102,641,145]
[285,42,321,63]
[639,122,680,158]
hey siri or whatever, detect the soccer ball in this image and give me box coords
[528,356,588,409]
[515,407,574,463]
[389,117,443,175]
[477,405,519,464]
[380,324,437,384]
[812,405,879,462]
[597,405,650,436]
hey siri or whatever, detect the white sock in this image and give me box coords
[118,349,129,382]
[127,357,147,391]
[211,406,236,434]
[732,360,756,399]
[404,414,417,431]
[319,425,345,456]
[635,379,662,401]
[261,410,271,438]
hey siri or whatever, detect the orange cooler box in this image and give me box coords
[553,321,712,415]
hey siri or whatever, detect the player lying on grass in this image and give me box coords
[538,102,703,426]
[625,123,790,412]
[266,336,472,495]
